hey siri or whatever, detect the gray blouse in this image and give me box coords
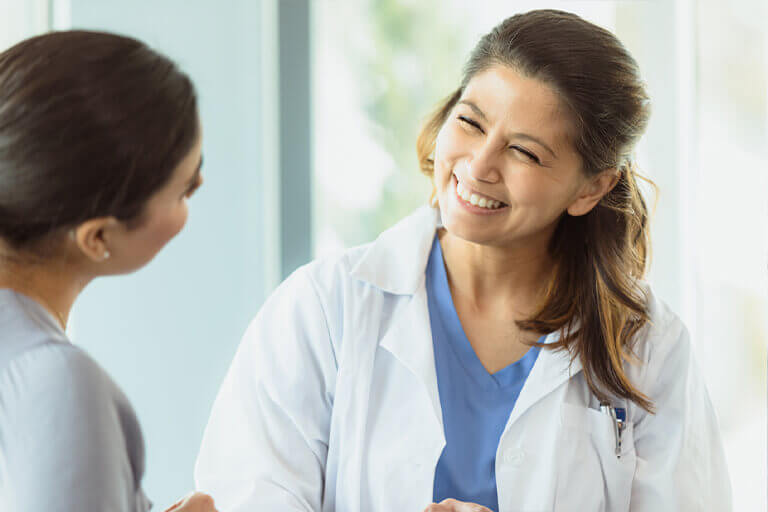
[0,289,152,511]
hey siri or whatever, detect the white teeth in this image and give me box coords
[454,176,504,210]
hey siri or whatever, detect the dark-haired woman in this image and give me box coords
[196,10,731,512]
[0,31,216,512]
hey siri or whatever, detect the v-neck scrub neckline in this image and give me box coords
[426,234,543,511]
[428,235,541,390]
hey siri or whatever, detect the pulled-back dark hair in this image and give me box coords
[0,30,198,250]
[417,10,656,412]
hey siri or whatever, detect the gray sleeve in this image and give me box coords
[0,344,139,511]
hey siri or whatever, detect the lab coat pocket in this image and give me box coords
[554,403,636,512]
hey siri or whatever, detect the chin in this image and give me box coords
[440,217,494,245]
[118,250,163,276]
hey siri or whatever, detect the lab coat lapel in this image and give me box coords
[506,331,583,428]
[350,205,445,429]
[379,283,444,430]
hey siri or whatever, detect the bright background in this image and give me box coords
[1,0,765,510]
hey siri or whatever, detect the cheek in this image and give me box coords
[143,202,189,250]
[502,173,578,231]
[435,119,467,159]
[512,169,578,208]
[160,203,189,240]
[111,202,189,274]
[435,119,465,150]
[513,175,557,205]
[434,124,465,176]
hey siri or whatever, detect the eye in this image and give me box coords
[183,176,203,199]
[457,115,484,134]
[510,145,541,165]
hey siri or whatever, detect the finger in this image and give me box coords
[179,492,217,512]
[423,505,448,512]
[165,492,192,512]
[439,499,493,512]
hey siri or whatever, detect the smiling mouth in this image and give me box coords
[453,174,508,210]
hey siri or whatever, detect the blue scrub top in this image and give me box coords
[426,234,542,511]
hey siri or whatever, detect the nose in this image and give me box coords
[468,141,502,184]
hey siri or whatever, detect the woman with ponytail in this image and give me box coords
[0,31,216,512]
[197,10,731,511]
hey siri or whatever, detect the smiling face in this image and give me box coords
[433,65,602,249]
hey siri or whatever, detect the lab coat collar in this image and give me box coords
[355,205,583,428]
[350,205,440,295]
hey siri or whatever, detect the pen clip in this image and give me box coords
[600,401,625,458]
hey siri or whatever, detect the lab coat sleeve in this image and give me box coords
[195,265,338,511]
[629,318,733,511]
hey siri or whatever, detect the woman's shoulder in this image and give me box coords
[0,289,141,448]
[0,339,145,467]
[300,243,374,290]
[0,340,124,413]
[629,282,693,378]
[638,282,688,344]
[259,244,379,341]
[0,337,148,511]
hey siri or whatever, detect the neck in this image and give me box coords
[0,254,90,330]
[437,227,555,316]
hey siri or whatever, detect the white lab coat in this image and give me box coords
[195,206,732,512]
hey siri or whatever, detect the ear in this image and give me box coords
[72,217,120,263]
[566,168,620,217]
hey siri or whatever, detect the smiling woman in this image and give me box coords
[196,8,731,512]
[418,10,654,412]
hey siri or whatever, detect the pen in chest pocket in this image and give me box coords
[600,402,627,458]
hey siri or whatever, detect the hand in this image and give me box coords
[423,498,494,512]
[165,492,218,512]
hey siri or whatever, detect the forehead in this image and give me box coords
[461,65,574,149]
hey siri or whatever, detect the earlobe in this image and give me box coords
[72,217,118,263]
[566,197,596,217]
[566,168,620,217]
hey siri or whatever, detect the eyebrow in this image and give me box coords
[457,99,558,159]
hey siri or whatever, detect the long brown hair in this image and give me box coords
[417,10,656,412]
